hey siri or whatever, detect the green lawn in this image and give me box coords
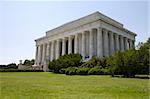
[0,72,149,99]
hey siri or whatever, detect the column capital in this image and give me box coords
[75,33,78,36]
[82,31,86,35]
[62,37,67,41]
[108,31,112,33]
[43,42,47,45]
[114,33,118,36]
[102,28,108,33]
[69,35,74,39]
[89,28,93,33]
[51,40,55,43]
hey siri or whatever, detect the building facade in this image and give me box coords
[34,12,136,71]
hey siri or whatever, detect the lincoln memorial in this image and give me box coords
[34,11,136,71]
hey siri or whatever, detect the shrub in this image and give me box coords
[101,68,111,75]
[0,69,43,72]
[88,67,102,75]
[107,48,149,77]
[49,54,82,73]
[81,57,100,68]
[59,68,66,74]
[0,63,18,69]
[23,59,35,66]
[76,67,90,75]
[136,41,149,75]
[107,50,137,77]
[81,57,108,68]
[65,67,78,75]
[49,60,61,73]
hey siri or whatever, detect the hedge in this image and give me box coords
[0,69,43,72]
[65,67,78,75]
[88,67,103,75]
[76,67,91,75]
[49,53,82,73]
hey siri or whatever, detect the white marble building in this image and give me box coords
[34,12,136,71]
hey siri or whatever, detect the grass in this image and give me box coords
[0,72,149,99]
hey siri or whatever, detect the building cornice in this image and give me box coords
[45,11,126,36]
[35,11,136,42]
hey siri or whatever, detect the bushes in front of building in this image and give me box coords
[49,53,82,73]
[49,38,150,77]
[107,39,150,77]
[107,50,137,77]
[49,53,110,75]
[60,66,110,75]
[65,67,78,75]
[80,57,108,68]
[88,67,110,75]
[76,67,91,75]
[50,47,149,76]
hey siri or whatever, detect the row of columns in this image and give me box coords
[35,27,135,71]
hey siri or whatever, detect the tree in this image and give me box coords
[137,38,149,74]
[23,59,35,66]
[7,63,17,69]
[49,54,82,73]
[30,59,35,65]
[81,57,108,68]
[108,38,150,77]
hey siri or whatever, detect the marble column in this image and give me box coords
[50,41,54,61]
[103,29,109,57]
[120,35,124,51]
[56,39,60,59]
[82,32,85,59]
[97,27,103,57]
[43,43,49,72]
[89,29,93,58]
[35,45,38,65]
[42,44,46,65]
[74,34,78,54]
[68,36,72,54]
[37,45,41,65]
[38,45,41,65]
[46,42,50,60]
[115,34,119,51]
[110,31,114,55]
[62,38,66,55]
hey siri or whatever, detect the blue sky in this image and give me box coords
[0,0,149,65]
